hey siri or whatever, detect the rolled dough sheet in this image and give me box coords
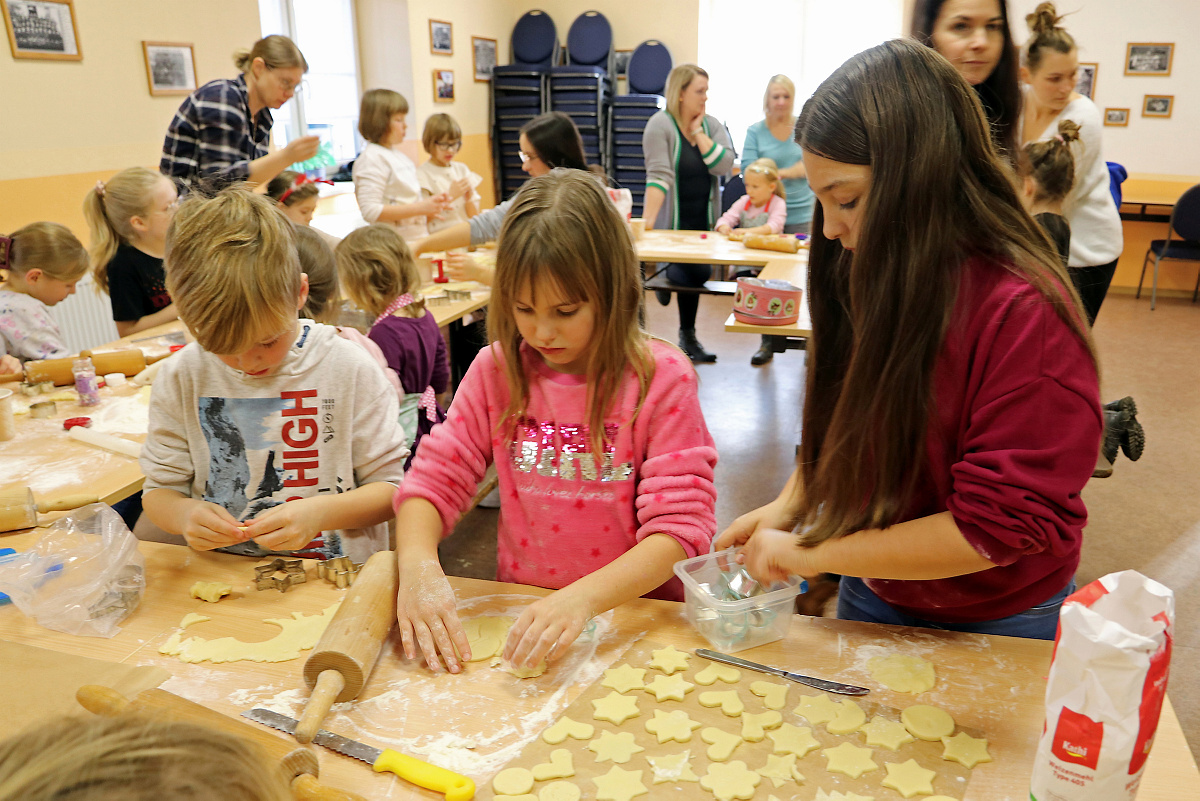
[158,602,340,663]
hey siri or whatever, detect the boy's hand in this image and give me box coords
[503,587,593,670]
[396,559,469,673]
[181,501,248,551]
[242,498,323,552]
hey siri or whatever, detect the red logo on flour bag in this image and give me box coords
[1130,610,1172,774]
[1050,707,1103,769]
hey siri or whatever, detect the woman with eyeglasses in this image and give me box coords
[160,35,320,192]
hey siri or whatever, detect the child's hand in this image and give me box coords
[737,526,815,584]
[444,252,493,284]
[449,177,472,200]
[0,354,21,376]
[714,497,794,552]
[241,498,323,552]
[716,223,732,235]
[181,501,248,551]
[503,588,593,670]
[396,559,469,673]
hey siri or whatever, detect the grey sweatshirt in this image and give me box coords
[141,320,409,562]
[642,111,735,229]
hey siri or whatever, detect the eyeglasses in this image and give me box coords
[435,140,462,152]
[272,70,308,95]
[518,150,540,164]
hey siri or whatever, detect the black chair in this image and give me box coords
[720,173,745,215]
[492,11,559,199]
[609,41,673,216]
[1136,183,1200,309]
[551,11,613,170]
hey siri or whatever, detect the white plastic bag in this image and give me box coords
[1030,570,1174,800]
[0,503,144,638]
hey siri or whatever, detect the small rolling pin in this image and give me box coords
[77,685,366,801]
[21,349,147,387]
[67,426,143,458]
[743,233,802,253]
[296,550,398,744]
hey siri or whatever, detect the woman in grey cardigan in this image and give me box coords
[642,64,735,363]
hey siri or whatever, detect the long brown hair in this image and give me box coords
[793,39,1093,545]
[910,0,1021,160]
[489,169,657,461]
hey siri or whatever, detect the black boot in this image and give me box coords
[679,328,716,363]
[655,289,671,306]
[1100,407,1126,465]
[751,335,775,366]
[1105,396,1144,461]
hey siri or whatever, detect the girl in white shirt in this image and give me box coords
[352,89,450,243]
[416,113,482,233]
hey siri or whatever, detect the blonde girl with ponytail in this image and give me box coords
[83,167,180,336]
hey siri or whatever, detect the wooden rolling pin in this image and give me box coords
[743,233,802,253]
[296,550,398,744]
[77,685,365,801]
[21,349,147,387]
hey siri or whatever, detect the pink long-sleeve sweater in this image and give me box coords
[395,339,718,600]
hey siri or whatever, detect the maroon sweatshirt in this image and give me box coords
[865,257,1102,622]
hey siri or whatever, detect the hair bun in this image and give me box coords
[1026,2,1061,34]
[1057,119,1081,144]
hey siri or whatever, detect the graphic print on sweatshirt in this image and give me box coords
[197,390,343,559]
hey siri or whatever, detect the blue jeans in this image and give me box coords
[836,575,1075,640]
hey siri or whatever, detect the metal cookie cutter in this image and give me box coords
[445,289,473,302]
[253,558,307,592]
[316,556,362,588]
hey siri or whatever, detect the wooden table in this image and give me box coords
[0,534,1193,799]
[634,230,812,337]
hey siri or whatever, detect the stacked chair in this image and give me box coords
[491,11,559,200]
[608,41,673,218]
[548,11,614,174]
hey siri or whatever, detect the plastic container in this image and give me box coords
[674,549,804,653]
[72,357,101,406]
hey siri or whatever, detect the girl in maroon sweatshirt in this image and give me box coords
[717,39,1101,640]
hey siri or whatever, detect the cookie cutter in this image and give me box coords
[30,400,57,418]
[253,558,308,592]
[19,382,40,396]
[316,556,362,588]
[445,289,473,302]
[426,294,451,307]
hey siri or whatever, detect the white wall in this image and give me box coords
[1010,0,1199,177]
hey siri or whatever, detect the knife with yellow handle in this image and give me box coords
[243,708,475,801]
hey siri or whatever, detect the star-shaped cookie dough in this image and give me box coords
[767,723,820,758]
[700,760,762,801]
[543,715,594,744]
[587,730,645,764]
[592,765,647,801]
[694,662,742,685]
[756,753,805,788]
[750,680,788,710]
[941,731,992,769]
[649,644,690,674]
[646,751,700,784]
[881,759,937,798]
[794,692,841,726]
[645,709,702,744]
[823,742,879,779]
[601,663,647,694]
[644,672,695,702]
[592,691,641,725]
[860,715,915,751]
[827,698,867,735]
[741,710,783,742]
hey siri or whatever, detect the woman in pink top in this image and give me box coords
[717,40,1100,640]
[394,171,718,674]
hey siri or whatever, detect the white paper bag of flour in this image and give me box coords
[1030,570,1173,800]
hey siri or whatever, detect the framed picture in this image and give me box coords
[2,0,81,60]
[1075,62,1097,100]
[142,41,197,97]
[613,49,633,80]
[429,19,452,55]
[472,36,496,81]
[1125,43,1173,76]
[1142,95,1173,119]
[1104,108,1130,127]
[433,69,455,103]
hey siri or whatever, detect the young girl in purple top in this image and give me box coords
[336,225,448,467]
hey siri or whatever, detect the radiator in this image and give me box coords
[46,274,120,354]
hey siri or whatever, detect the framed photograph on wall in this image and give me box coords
[1103,108,1130,127]
[1142,95,1173,119]
[1125,43,1173,76]
[613,49,633,80]
[1075,62,1097,100]
[2,0,81,60]
[430,19,452,55]
[142,41,197,96]
[472,36,496,81]
[434,69,455,103]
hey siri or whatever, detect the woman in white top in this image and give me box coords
[352,89,450,243]
[1020,3,1122,324]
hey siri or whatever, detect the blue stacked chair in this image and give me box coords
[549,11,613,173]
[491,11,559,199]
[608,41,673,216]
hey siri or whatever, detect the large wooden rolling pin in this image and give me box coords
[743,233,803,253]
[19,349,147,387]
[296,550,398,744]
[76,685,365,801]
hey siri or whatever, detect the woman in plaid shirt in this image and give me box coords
[160,36,320,192]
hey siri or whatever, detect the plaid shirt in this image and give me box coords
[159,75,273,190]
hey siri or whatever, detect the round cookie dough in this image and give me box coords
[539,781,582,801]
[868,653,936,694]
[901,704,956,741]
[493,767,536,795]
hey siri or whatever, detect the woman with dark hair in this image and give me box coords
[716,39,1100,640]
[910,0,1021,160]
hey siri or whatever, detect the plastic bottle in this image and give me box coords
[72,357,101,407]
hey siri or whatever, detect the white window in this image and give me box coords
[698,0,904,158]
[258,0,362,166]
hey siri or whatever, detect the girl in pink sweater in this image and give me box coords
[394,171,718,674]
[715,158,788,236]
